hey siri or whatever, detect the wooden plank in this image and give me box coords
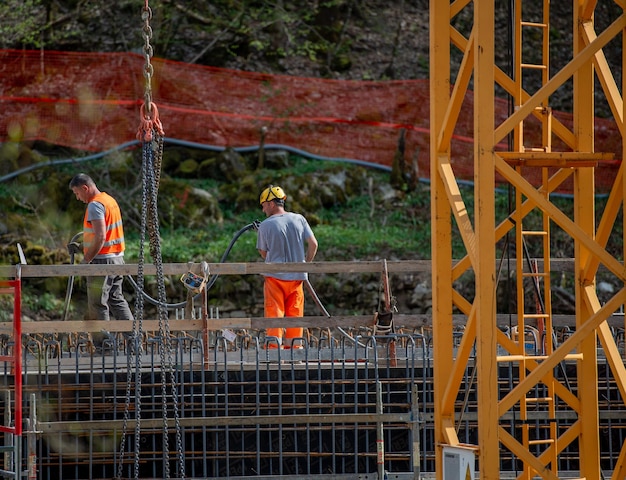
[3,315,381,334]
[498,152,614,168]
[0,260,431,279]
[3,313,623,335]
[0,258,580,279]
[1,319,203,334]
[498,151,614,160]
[504,159,599,168]
[39,412,414,433]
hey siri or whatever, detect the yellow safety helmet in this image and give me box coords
[259,185,287,204]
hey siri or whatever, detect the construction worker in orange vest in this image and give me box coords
[69,173,134,322]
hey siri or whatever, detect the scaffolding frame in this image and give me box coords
[0,278,23,479]
[430,1,626,479]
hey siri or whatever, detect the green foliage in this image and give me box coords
[2,143,625,321]
[25,292,64,313]
[0,0,45,48]
[0,297,13,322]
[125,224,259,264]
[155,0,357,75]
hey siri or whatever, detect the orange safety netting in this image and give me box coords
[0,49,621,193]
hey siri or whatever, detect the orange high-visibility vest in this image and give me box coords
[83,192,125,256]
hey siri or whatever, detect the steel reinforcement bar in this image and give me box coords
[0,333,624,478]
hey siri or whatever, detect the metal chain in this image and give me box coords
[141,1,154,114]
[140,4,185,471]
[149,138,186,479]
[116,145,148,480]
[117,2,185,479]
[145,134,186,479]
[146,137,171,479]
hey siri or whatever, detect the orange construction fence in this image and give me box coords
[0,49,621,193]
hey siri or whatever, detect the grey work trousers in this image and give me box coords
[86,256,134,321]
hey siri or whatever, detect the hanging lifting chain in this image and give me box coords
[141,1,154,114]
[137,0,163,145]
[117,1,185,479]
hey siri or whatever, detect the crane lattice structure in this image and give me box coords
[430,1,626,479]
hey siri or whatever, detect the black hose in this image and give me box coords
[68,222,359,345]
[128,221,260,309]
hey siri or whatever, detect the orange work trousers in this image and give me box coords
[264,276,304,345]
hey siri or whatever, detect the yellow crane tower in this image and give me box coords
[430,1,626,479]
